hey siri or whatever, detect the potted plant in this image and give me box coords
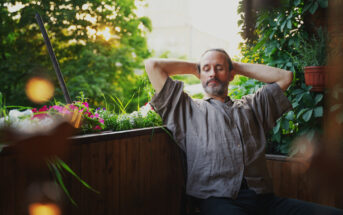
[297,28,328,92]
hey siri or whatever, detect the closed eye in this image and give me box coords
[202,65,210,71]
[215,65,224,70]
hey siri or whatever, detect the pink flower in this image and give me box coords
[94,113,99,118]
[61,107,71,114]
[93,125,102,130]
[69,104,77,110]
[51,105,63,112]
[99,118,104,124]
[38,105,49,112]
[32,105,49,119]
[82,102,89,108]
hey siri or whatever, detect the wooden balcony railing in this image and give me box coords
[0,127,342,215]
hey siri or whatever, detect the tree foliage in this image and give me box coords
[0,0,152,112]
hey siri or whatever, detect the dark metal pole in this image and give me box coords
[35,13,72,104]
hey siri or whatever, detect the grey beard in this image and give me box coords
[202,81,227,96]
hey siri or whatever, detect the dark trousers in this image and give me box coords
[197,189,343,215]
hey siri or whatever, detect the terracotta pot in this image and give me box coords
[304,66,326,92]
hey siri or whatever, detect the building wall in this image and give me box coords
[142,0,231,60]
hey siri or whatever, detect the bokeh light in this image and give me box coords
[97,27,112,41]
[29,203,61,215]
[289,135,316,174]
[25,77,54,104]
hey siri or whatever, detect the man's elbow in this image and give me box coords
[280,70,293,91]
[144,58,159,74]
[285,70,293,87]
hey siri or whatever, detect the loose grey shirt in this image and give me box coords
[150,77,292,199]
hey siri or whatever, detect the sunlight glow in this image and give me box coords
[97,27,112,41]
[29,203,61,215]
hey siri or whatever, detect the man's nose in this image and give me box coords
[209,68,216,77]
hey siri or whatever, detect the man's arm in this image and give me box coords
[144,58,199,93]
[232,62,293,91]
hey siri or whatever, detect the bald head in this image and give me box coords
[198,49,233,73]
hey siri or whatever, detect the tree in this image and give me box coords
[0,0,152,111]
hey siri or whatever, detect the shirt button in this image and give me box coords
[237,144,241,148]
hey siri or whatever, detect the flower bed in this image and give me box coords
[0,101,162,138]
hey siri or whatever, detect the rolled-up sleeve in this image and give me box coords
[243,83,292,133]
[150,77,192,150]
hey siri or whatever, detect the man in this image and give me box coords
[145,49,342,215]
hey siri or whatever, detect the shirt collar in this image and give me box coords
[204,95,233,105]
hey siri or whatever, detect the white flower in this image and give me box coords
[3,109,59,134]
[8,109,33,124]
[138,103,153,117]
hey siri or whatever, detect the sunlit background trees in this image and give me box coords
[1,0,152,111]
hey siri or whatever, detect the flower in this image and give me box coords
[93,125,102,130]
[3,109,56,134]
[9,109,33,119]
[32,105,49,119]
[139,103,154,117]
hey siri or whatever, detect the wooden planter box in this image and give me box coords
[0,127,185,215]
[0,128,342,215]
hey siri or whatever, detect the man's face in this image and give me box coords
[199,51,231,97]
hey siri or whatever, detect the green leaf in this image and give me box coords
[288,39,294,46]
[57,159,100,194]
[273,120,281,134]
[269,31,275,39]
[314,94,324,104]
[287,20,292,29]
[302,109,313,122]
[292,102,299,108]
[314,106,323,117]
[302,93,314,106]
[303,3,312,12]
[318,0,328,8]
[274,132,281,143]
[49,162,77,206]
[286,62,293,67]
[281,20,287,32]
[309,2,319,14]
[285,111,294,120]
[294,0,301,6]
[297,108,309,119]
[292,89,304,95]
[295,93,305,102]
[282,119,290,131]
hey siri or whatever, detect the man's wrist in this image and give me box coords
[232,62,242,75]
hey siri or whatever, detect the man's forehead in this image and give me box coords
[200,51,228,65]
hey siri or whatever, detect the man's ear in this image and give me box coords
[229,70,235,82]
[197,64,201,73]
